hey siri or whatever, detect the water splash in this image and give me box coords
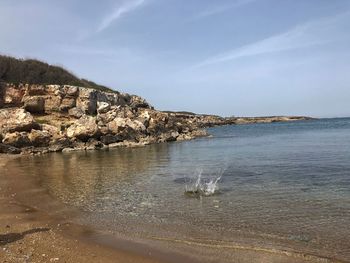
[185,169,223,197]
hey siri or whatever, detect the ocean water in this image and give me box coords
[11,118,350,262]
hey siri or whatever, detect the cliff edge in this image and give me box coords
[0,83,210,154]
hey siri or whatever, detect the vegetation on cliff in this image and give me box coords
[0,55,115,93]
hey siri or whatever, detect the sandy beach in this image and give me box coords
[0,154,170,263]
[1,152,348,263]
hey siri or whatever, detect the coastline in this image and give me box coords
[0,83,312,156]
[1,152,347,263]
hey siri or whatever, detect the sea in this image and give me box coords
[9,118,350,262]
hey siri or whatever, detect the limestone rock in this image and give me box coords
[68,107,84,119]
[0,108,39,134]
[22,96,45,113]
[65,85,79,97]
[44,95,61,112]
[97,101,111,114]
[49,137,72,152]
[66,116,99,141]
[27,85,46,96]
[107,118,145,134]
[76,88,97,114]
[2,131,31,148]
[3,84,26,106]
[41,124,60,138]
[59,97,76,111]
[130,95,152,109]
[28,130,51,147]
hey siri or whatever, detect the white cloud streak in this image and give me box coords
[97,0,146,33]
[190,12,349,69]
[191,0,255,20]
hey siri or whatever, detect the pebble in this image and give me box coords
[50,258,59,262]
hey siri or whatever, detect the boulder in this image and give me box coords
[107,117,145,133]
[100,134,123,145]
[22,96,45,113]
[130,95,152,109]
[97,101,111,114]
[27,85,46,96]
[41,124,61,138]
[3,85,26,106]
[65,85,79,97]
[59,97,76,111]
[44,95,62,112]
[49,137,72,152]
[0,108,39,134]
[28,130,51,147]
[128,120,146,132]
[68,107,85,119]
[2,131,31,148]
[76,88,97,114]
[158,131,179,142]
[66,116,99,141]
[85,138,104,150]
[107,118,146,141]
[136,110,151,127]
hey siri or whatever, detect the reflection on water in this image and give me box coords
[12,118,350,262]
[19,144,171,211]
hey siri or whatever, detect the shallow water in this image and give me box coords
[11,118,350,262]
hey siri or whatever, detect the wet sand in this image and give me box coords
[0,154,170,263]
[0,154,347,263]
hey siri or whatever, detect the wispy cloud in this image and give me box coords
[97,0,146,33]
[190,12,349,69]
[191,0,255,20]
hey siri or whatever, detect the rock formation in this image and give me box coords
[0,83,312,155]
[0,83,209,154]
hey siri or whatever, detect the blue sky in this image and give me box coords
[1,0,350,117]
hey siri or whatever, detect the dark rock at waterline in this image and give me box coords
[0,143,21,154]
[100,134,123,145]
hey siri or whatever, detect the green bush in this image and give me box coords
[0,55,118,93]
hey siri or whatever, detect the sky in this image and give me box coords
[0,0,350,117]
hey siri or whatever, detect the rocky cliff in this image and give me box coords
[0,82,312,155]
[0,83,208,154]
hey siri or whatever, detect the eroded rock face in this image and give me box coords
[0,108,39,134]
[66,116,99,141]
[2,131,31,148]
[76,88,97,115]
[0,84,153,115]
[22,96,45,113]
[0,83,222,154]
[28,130,51,147]
[97,101,111,114]
[0,143,21,154]
[3,84,26,106]
[68,107,85,119]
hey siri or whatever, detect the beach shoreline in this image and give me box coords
[1,152,347,263]
[0,153,181,263]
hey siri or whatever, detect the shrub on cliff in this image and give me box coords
[0,55,116,93]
